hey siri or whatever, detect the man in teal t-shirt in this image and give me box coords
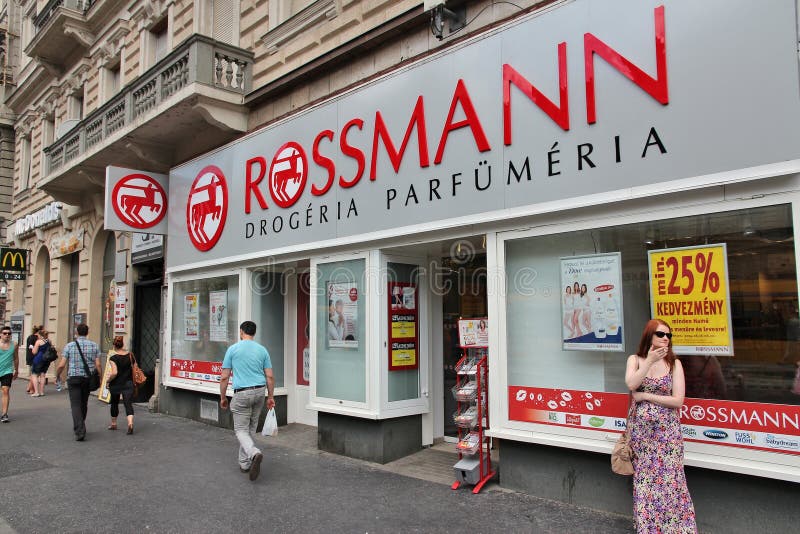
[219,320,274,481]
[0,325,19,422]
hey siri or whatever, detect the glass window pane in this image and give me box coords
[505,204,798,407]
[170,275,239,365]
[316,259,366,402]
[250,270,285,389]
[387,262,420,402]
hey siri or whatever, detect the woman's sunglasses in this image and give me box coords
[654,331,672,339]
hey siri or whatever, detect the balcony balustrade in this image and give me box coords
[40,34,252,204]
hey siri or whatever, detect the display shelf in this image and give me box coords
[451,331,496,494]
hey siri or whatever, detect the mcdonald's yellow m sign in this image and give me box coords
[0,248,27,280]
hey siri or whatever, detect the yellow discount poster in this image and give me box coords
[648,244,733,355]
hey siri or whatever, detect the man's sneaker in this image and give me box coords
[249,453,263,481]
[239,466,250,473]
[0,414,8,423]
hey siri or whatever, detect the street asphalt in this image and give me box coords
[0,383,634,533]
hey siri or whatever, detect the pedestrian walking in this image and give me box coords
[25,325,40,394]
[219,320,275,481]
[56,323,101,441]
[30,328,53,397]
[105,336,136,435]
[0,325,18,423]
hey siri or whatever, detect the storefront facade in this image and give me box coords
[155,0,800,528]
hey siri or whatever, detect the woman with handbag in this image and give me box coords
[30,328,52,397]
[624,319,696,533]
[106,336,136,435]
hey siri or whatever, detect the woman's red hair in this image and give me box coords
[635,318,675,372]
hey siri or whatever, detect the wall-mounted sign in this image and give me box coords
[388,282,418,370]
[114,283,127,333]
[209,290,228,342]
[105,166,169,234]
[168,0,800,267]
[0,248,28,280]
[13,202,61,238]
[50,229,85,258]
[131,233,164,263]
[648,243,733,355]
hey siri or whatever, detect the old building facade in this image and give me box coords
[5,1,800,530]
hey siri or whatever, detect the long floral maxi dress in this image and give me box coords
[629,374,697,533]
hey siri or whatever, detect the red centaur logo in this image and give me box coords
[269,142,308,208]
[111,174,167,229]
[186,165,228,251]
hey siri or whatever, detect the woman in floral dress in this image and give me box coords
[625,319,697,533]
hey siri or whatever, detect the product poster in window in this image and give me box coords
[458,318,489,348]
[560,253,624,351]
[184,293,199,341]
[388,282,418,370]
[327,281,358,348]
[648,244,733,355]
[209,290,228,342]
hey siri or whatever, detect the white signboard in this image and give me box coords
[167,0,800,267]
[560,253,624,352]
[105,166,169,234]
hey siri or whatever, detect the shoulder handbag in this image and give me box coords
[129,353,147,386]
[611,394,636,476]
[45,343,59,363]
[75,340,101,392]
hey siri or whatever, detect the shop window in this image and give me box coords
[504,204,798,407]
[100,234,115,352]
[170,275,239,369]
[68,253,79,332]
[315,258,366,402]
[387,262,421,402]
[250,270,285,388]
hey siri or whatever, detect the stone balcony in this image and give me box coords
[40,34,253,205]
[26,0,112,68]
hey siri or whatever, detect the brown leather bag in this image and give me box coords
[129,353,146,386]
[611,395,635,476]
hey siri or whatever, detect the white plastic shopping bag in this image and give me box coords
[261,408,278,437]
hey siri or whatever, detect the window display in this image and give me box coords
[315,258,366,402]
[169,274,239,384]
[504,204,800,455]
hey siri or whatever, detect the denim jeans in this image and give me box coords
[230,386,266,469]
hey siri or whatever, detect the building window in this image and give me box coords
[269,0,318,29]
[250,269,285,388]
[19,135,31,191]
[69,91,84,121]
[169,274,240,370]
[103,60,121,102]
[211,0,238,45]
[315,258,367,403]
[150,18,168,65]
